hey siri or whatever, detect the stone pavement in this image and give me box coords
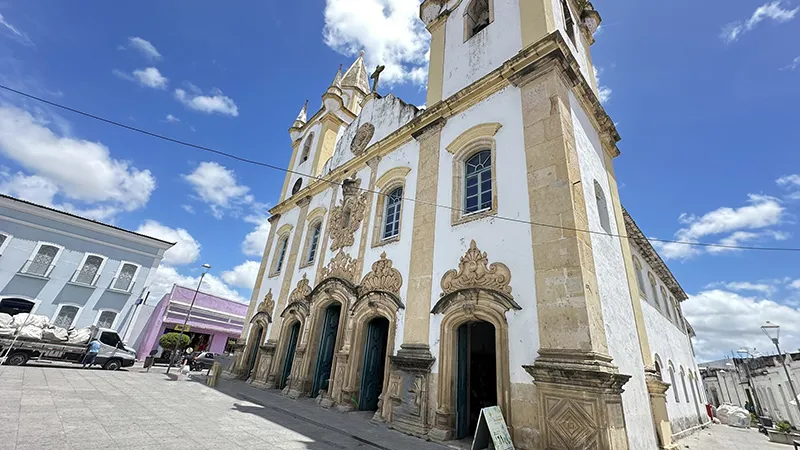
[0,363,448,450]
[679,423,786,449]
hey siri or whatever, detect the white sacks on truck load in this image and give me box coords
[716,404,751,428]
[0,312,88,344]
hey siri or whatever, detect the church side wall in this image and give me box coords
[441,0,522,99]
[569,92,657,450]
[428,87,540,436]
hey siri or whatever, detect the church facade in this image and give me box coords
[227,1,708,448]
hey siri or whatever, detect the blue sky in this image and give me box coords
[0,0,797,361]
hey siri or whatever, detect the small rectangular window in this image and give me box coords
[99,331,121,347]
[307,224,321,264]
[275,238,289,273]
[382,187,403,240]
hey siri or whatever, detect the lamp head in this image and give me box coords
[761,321,780,344]
[201,263,211,272]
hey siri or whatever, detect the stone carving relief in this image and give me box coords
[544,396,599,449]
[440,240,512,297]
[256,289,275,321]
[360,252,403,295]
[329,178,368,251]
[288,274,312,304]
[350,123,375,156]
[320,250,358,283]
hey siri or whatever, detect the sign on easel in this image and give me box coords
[471,406,514,450]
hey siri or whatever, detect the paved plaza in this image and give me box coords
[0,363,789,450]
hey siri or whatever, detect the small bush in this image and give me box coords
[776,420,792,433]
[159,332,190,351]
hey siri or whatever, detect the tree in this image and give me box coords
[159,332,190,351]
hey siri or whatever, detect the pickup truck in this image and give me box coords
[0,327,136,370]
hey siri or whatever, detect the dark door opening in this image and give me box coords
[0,298,35,316]
[246,326,263,378]
[312,304,341,397]
[455,321,497,439]
[359,317,389,411]
[280,322,301,389]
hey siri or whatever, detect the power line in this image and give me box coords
[2,83,799,254]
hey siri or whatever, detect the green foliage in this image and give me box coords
[159,333,190,350]
[776,420,792,433]
[750,412,757,423]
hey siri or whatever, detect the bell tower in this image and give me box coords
[421,0,601,106]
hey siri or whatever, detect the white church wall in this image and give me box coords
[296,188,334,289]
[441,0,522,100]
[428,86,539,385]
[569,91,657,450]
[286,121,323,202]
[361,139,421,354]
[552,0,593,87]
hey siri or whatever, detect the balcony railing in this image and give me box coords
[108,277,135,293]
[70,269,99,286]
[18,259,55,278]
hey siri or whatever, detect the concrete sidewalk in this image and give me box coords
[198,373,449,450]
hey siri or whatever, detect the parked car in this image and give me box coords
[189,351,216,371]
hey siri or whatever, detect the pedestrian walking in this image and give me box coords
[82,338,101,369]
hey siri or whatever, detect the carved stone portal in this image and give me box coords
[360,252,403,295]
[288,274,312,304]
[329,178,368,251]
[440,239,512,297]
[320,250,358,283]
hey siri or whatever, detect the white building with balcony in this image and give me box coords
[0,194,173,340]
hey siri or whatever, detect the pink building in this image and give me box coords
[135,285,247,358]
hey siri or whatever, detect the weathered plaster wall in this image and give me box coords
[441,0,522,99]
[428,86,539,385]
[569,92,657,450]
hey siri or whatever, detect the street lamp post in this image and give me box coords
[719,369,733,404]
[737,348,763,417]
[166,264,211,375]
[761,321,800,420]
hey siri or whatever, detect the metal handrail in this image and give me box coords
[70,269,99,286]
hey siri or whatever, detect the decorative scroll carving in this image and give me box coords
[320,250,358,283]
[360,252,403,295]
[251,289,275,323]
[440,240,512,297]
[329,178,368,250]
[288,274,312,304]
[350,123,375,155]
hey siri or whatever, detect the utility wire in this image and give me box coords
[2,83,799,254]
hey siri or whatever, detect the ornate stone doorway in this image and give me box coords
[359,317,390,411]
[246,325,263,378]
[312,303,342,397]
[279,322,301,390]
[455,321,497,439]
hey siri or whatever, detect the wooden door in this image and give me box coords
[359,318,389,411]
[312,304,341,396]
[455,323,470,439]
[279,322,300,389]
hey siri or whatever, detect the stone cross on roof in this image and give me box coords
[370,65,386,94]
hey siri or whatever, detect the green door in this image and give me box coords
[455,323,470,439]
[279,322,300,389]
[312,304,341,397]
[359,318,389,411]
[246,326,263,377]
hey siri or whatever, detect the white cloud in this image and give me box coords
[0,105,155,220]
[165,114,180,123]
[0,13,33,46]
[147,265,247,303]
[323,0,430,86]
[132,67,168,89]
[127,37,162,60]
[790,279,800,290]
[704,281,776,295]
[174,87,238,117]
[782,56,800,70]
[777,174,800,187]
[721,1,798,43]
[593,67,612,104]
[181,204,195,214]
[653,194,785,260]
[183,162,253,218]
[221,260,260,289]
[683,289,800,361]
[135,220,200,266]
[242,215,271,257]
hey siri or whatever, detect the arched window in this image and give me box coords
[382,187,403,240]
[53,305,80,329]
[274,236,289,274]
[464,0,491,40]
[300,133,314,163]
[306,222,322,265]
[680,367,690,403]
[647,273,658,307]
[653,354,663,376]
[594,181,611,234]
[633,257,646,296]
[75,254,105,286]
[668,362,679,402]
[464,150,492,214]
[112,263,139,292]
[96,310,117,329]
[25,244,60,277]
[292,179,302,195]
[561,0,576,45]
[660,287,671,320]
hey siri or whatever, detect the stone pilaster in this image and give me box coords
[223,339,247,380]
[644,370,678,450]
[240,214,282,340]
[514,54,630,449]
[387,118,445,437]
[250,342,277,389]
